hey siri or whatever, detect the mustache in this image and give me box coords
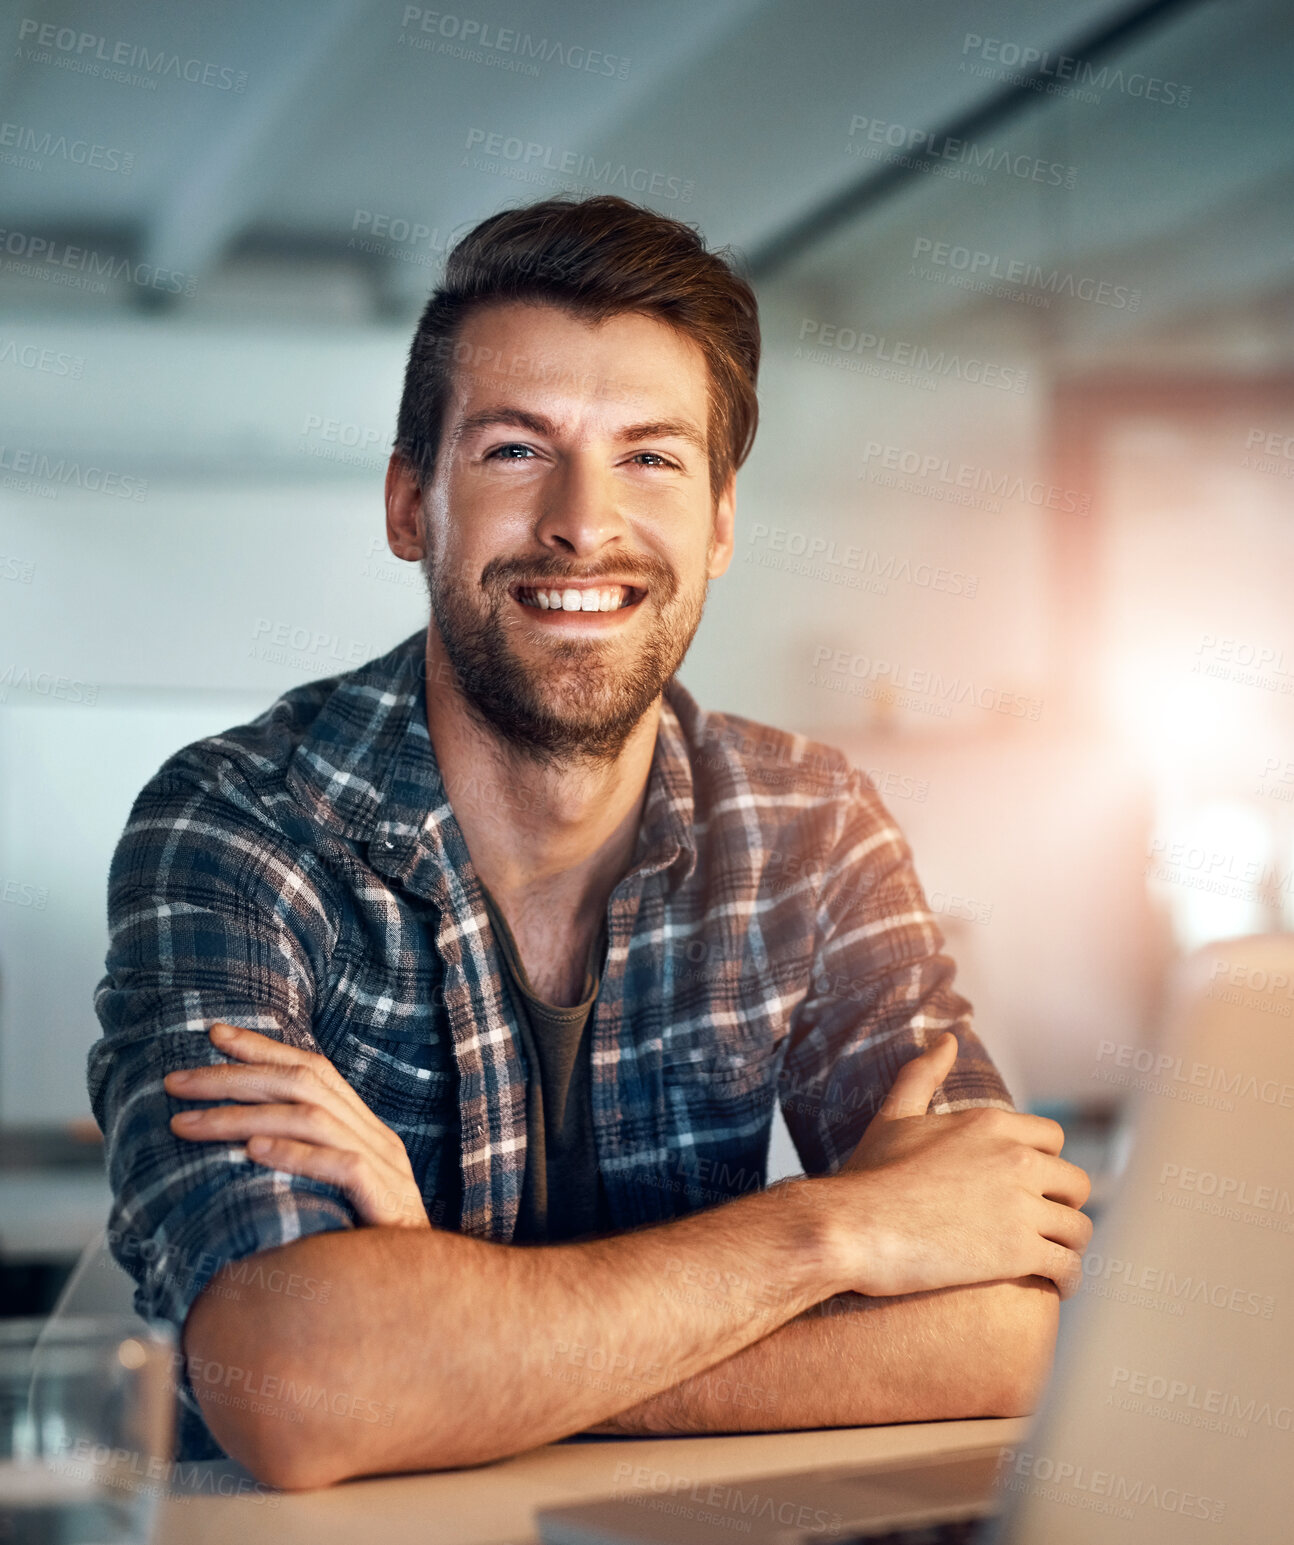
[482,557,677,594]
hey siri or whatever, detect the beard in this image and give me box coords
[420,543,708,769]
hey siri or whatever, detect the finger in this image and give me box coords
[1035,1197,1094,1255]
[170,1100,369,1157]
[173,1102,418,1223]
[166,1059,387,1156]
[205,1022,306,1064]
[201,1024,403,1153]
[1038,1240,1085,1300]
[996,1111,1067,1157]
[878,1032,959,1121]
[1037,1153,1092,1209]
[165,1063,303,1103]
[243,1137,428,1228]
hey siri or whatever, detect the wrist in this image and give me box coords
[762,1173,854,1301]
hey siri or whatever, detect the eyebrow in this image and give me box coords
[451,406,708,459]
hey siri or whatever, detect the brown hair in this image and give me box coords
[394,194,760,498]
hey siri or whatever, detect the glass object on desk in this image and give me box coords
[0,1314,176,1544]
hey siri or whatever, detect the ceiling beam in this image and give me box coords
[746,0,1212,282]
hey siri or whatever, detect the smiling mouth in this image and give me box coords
[510,582,647,613]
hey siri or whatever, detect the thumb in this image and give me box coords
[878,1032,958,1121]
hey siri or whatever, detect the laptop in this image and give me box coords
[536,934,1293,1544]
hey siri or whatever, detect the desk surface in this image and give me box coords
[158,1417,1029,1545]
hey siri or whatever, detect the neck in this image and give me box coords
[421,627,660,915]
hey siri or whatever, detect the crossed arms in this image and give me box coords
[170,1025,1090,1490]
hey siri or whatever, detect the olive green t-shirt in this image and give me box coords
[475,879,615,1244]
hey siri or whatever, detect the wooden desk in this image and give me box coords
[157,1417,1028,1545]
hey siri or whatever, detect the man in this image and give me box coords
[88,194,1091,1491]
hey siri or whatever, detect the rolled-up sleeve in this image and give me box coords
[779,768,1013,1177]
[86,758,354,1455]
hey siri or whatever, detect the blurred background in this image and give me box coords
[2,0,1293,1309]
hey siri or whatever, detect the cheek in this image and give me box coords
[445,472,541,540]
[673,541,714,591]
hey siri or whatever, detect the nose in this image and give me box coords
[533,450,630,559]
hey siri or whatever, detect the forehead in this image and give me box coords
[445,301,711,428]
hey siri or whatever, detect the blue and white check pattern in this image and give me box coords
[87,627,1012,1459]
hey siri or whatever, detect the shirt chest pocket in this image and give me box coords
[659,1033,782,1104]
[657,1035,784,1211]
[315,963,457,1178]
[332,1033,460,1229]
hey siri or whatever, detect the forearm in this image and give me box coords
[586,1275,1059,1436]
[182,1177,840,1489]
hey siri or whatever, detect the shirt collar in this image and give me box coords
[285,628,699,894]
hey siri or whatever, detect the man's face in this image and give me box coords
[413,301,735,766]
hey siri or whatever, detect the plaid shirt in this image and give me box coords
[87,626,1011,1459]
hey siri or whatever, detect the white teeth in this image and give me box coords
[518,585,633,612]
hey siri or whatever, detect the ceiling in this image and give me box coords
[2,0,1195,320]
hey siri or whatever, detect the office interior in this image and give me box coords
[1,0,1292,1330]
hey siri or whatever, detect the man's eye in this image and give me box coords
[485,443,535,461]
[632,452,676,468]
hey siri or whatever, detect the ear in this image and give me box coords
[385,455,425,561]
[706,468,737,579]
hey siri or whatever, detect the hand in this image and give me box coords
[828,1032,1092,1299]
[164,1022,431,1229]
